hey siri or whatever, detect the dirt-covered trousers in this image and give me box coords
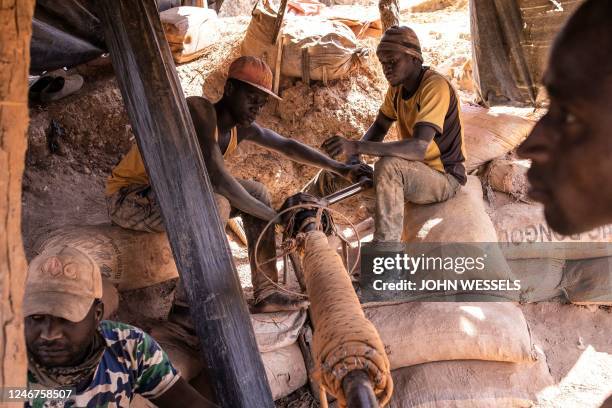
[105,178,279,300]
[373,157,461,242]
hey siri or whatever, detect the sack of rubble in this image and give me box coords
[241,0,366,82]
[400,176,514,300]
[160,6,220,63]
[492,203,612,260]
[33,225,179,291]
[507,258,565,302]
[462,105,534,172]
[364,302,536,370]
[151,310,308,400]
[388,353,553,407]
[561,257,612,305]
[486,157,531,200]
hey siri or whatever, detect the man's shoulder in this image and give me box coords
[99,320,147,344]
[186,96,216,117]
[421,68,452,90]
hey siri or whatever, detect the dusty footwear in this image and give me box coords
[250,291,309,313]
[28,75,54,102]
[40,74,84,102]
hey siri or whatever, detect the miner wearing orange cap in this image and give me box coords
[105,56,370,314]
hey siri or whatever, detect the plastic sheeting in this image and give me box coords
[30,0,181,74]
[470,0,583,107]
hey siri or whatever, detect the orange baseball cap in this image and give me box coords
[228,56,281,100]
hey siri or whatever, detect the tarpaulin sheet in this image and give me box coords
[469,0,583,107]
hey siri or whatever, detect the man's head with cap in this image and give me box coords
[24,246,104,367]
[223,55,281,127]
[376,25,424,87]
[518,0,612,235]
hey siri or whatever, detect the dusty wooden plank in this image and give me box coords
[0,0,35,390]
[96,1,274,406]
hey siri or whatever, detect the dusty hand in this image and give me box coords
[321,135,358,159]
[342,162,374,183]
[279,192,330,235]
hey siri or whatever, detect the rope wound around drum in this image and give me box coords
[254,198,393,407]
[303,231,393,407]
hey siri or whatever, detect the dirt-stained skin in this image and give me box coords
[518,0,612,235]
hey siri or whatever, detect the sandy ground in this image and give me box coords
[21,1,611,407]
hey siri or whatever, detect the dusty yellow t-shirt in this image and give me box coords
[105,127,238,195]
[379,68,467,184]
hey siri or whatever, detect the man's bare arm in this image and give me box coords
[347,112,394,163]
[324,123,436,162]
[244,123,372,181]
[186,97,277,222]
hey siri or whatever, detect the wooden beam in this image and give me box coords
[0,0,35,390]
[96,1,274,407]
[271,0,288,45]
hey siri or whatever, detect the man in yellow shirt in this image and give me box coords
[105,56,370,312]
[323,26,466,244]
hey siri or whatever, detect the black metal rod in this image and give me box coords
[342,370,379,408]
[97,1,274,406]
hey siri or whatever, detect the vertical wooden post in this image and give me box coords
[96,1,274,407]
[0,0,35,392]
[379,0,400,32]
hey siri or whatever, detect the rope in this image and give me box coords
[253,204,362,298]
[303,231,393,407]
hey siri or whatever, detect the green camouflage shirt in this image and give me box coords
[26,320,179,408]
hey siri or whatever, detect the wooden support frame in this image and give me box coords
[97,1,274,406]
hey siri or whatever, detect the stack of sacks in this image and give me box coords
[160,6,220,63]
[492,202,612,303]
[365,302,553,406]
[401,176,515,301]
[152,310,309,400]
[461,105,534,173]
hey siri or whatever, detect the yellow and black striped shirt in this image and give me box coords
[380,67,467,185]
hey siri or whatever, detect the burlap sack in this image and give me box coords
[364,302,536,369]
[561,257,612,305]
[492,203,612,260]
[507,258,565,302]
[487,157,531,200]
[241,0,366,82]
[388,355,553,407]
[462,106,534,171]
[252,309,307,353]
[152,319,308,400]
[401,176,514,298]
[403,176,495,243]
[34,225,179,291]
[160,6,220,63]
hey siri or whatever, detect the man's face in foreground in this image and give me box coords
[377,50,419,87]
[25,303,100,368]
[518,45,612,235]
